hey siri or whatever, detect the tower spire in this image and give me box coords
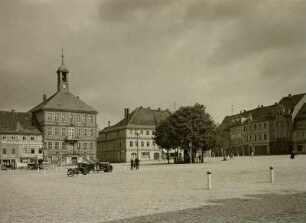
[61,49,64,65]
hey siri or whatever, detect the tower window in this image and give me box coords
[62,73,66,82]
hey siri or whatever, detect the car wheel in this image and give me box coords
[67,169,74,177]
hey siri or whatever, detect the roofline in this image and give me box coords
[32,108,98,114]
[0,131,43,135]
[99,124,157,133]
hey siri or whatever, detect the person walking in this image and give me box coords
[135,158,140,170]
[288,146,295,159]
[130,158,134,170]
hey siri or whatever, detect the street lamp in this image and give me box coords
[189,142,192,164]
[135,130,140,159]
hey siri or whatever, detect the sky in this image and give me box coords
[0,0,305,129]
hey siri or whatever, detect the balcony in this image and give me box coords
[65,136,80,143]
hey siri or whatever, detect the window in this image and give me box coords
[129,129,133,134]
[259,135,262,141]
[2,148,6,154]
[62,113,66,123]
[259,124,262,129]
[62,142,67,150]
[77,114,81,123]
[135,141,138,146]
[48,127,52,136]
[54,127,59,136]
[130,141,133,147]
[141,152,150,158]
[54,142,59,150]
[48,142,53,150]
[254,124,257,130]
[2,135,6,140]
[264,123,267,129]
[31,148,35,154]
[89,115,93,123]
[54,113,59,122]
[140,130,143,135]
[23,136,26,140]
[141,141,144,147]
[90,143,93,150]
[146,131,149,135]
[62,127,67,136]
[119,142,121,147]
[254,135,257,141]
[89,129,94,137]
[78,142,81,150]
[12,148,15,154]
[152,131,155,135]
[264,134,267,140]
[68,128,74,138]
[77,129,81,137]
[11,135,15,140]
[83,129,87,138]
[83,143,87,150]
[48,113,52,121]
[147,142,150,147]
[39,149,42,154]
[83,115,87,123]
[70,113,73,122]
[31,136,35,141]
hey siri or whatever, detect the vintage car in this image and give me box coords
[67,162,113,177]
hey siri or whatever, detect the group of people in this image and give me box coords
[130,158,140,170]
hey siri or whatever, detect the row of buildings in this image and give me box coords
[1,55,306,168]
[0,55,168,168]
[217,93,306,156]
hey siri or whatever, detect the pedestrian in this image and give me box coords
[198,155,201,163]
[135,158,140,170]
[130,158,134,170]
[288,146,295,159]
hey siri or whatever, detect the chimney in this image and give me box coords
[43,94,47,102]
[288,93,292,97]
[108,121,111,127]
[124,108,129,119]
[11,109,15,113]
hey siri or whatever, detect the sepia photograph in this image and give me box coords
[0,0,306,222]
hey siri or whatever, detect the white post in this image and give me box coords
[123,163,126,172]
[43,169,46,176]
[270,166,274,183]
[207,170,212,190]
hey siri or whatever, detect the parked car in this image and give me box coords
[67,162,113,177]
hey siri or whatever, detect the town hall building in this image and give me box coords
[29,54,98,164]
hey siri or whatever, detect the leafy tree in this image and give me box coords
[154,103,217,163]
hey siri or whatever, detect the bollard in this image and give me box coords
[207,170,212,190]
[43,170,46,176]
[123,163,126,172]
[270,166,274,183]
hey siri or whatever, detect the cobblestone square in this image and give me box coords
[1,155,306,223]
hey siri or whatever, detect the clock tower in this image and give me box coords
[57,50,70,92]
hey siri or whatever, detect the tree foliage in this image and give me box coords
[154,103,217,162]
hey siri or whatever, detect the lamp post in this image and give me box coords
[189,142,192,164]
[135,130,140,159]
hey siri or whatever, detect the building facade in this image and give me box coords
[29,56,98,164]
[0,111,43,169]
[97,107,171,163]
[218,93,305,155]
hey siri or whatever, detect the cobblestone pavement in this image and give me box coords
[0,155,306,223]
[105,193,306,223]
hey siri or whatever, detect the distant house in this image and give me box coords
[29,55,98,164]
[0,111,43,169]
[97,107,171,163]
[218,93,306,155]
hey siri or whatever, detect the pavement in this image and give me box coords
[0,155,305,223]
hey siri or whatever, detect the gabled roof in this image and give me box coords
[279,93,306,109]
[218,93,306,131]
[101,107,171,132]
[294,104,306,120]
[29,91,97,114]
[0,111,42,135]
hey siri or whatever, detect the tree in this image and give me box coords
[154,103,217,163]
